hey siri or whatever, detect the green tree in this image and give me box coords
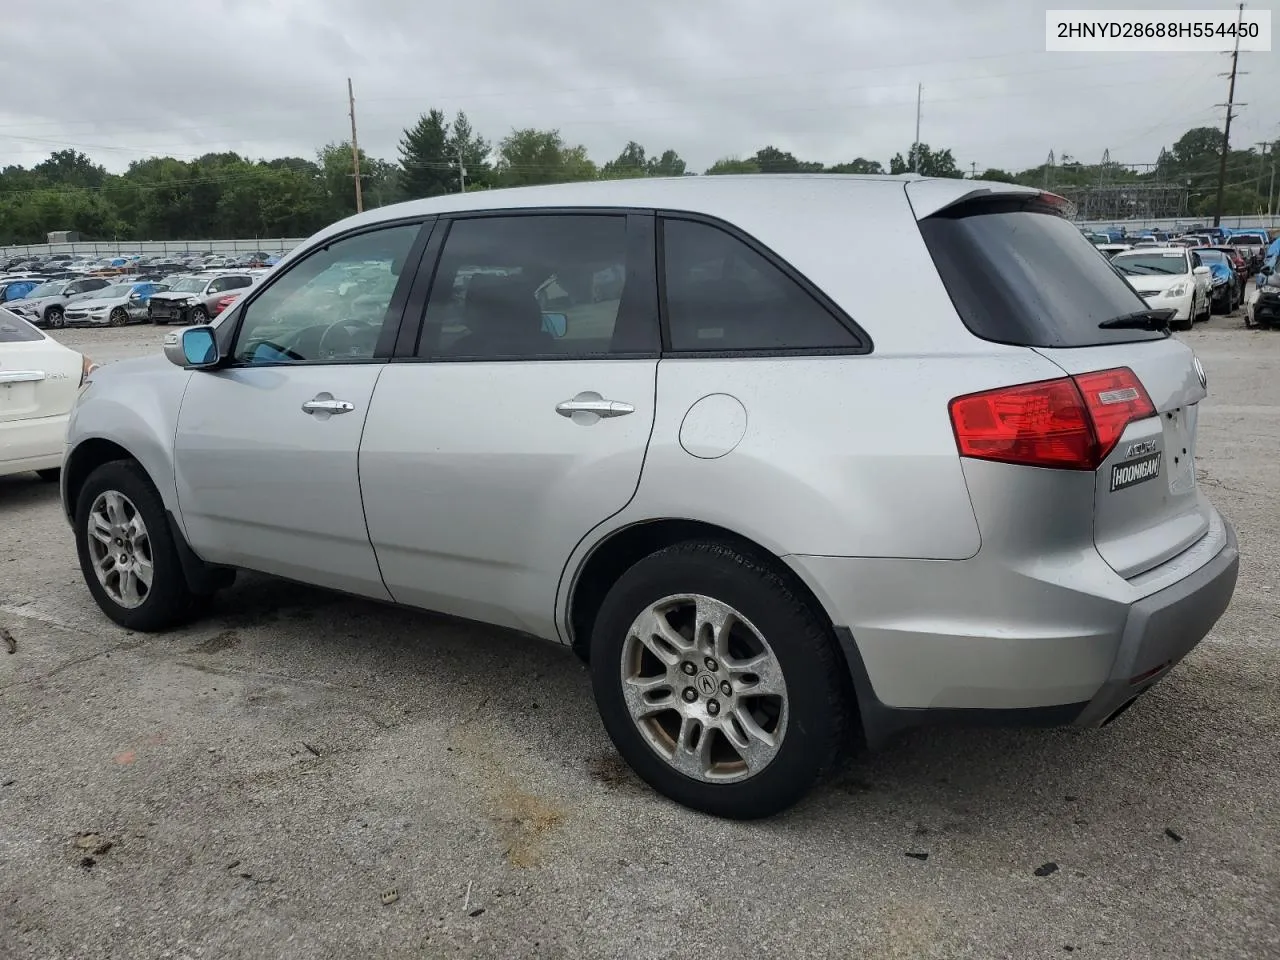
[33,149,106,189]
[495,129,596,186]
[705,157,760,175]
[398,110,454,199]
[647,149,687,177]
[825,158,884,174]
[751,146,823,174]
[890,143,962,178]
[978,167,1018,183]
[448,111,492,191]
[602,141,649,179]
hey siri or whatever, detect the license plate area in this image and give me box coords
[1162,406,1196,495]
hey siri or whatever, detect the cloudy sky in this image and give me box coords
[2,0,1277,176]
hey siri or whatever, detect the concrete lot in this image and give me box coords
[2,317,1278,960]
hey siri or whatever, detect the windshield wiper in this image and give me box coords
[1098,308,1176,330]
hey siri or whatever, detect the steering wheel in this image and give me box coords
[248,340,306,363]
[317,321,356,359]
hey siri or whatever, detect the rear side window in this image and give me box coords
[660,218,861,352]
[919,200,1167,347]
[0,308,44,342]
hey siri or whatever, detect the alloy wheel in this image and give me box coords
[85,490,153,609]
[620,593,788,784]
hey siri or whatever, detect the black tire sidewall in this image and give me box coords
[590,543,847,819]
[74,461,193,631]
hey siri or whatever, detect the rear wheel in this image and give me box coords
[74,461,206,631]
[589,541,851,819]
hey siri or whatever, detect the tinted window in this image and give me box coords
[0,309,44,342]
[661,218,858,352]
[918,200,1167,347]
[418,215,636,359]
[232,223,420,364]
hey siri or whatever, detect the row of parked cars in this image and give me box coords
[0,270,266,328]
[1086,227,1279,328]
[0,250,283,277]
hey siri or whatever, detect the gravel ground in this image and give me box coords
[2,315,1278,960]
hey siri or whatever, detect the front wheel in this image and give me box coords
[45,306,65,329]
[74,461,206,631]
[108,307,129,327]
[590,541,852,819]
[191,306,209,325]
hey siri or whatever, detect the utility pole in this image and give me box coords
[912,84,922,172]
[969,161,978,179]
[1212,3,1245,226]
[458,149,467,193]
[1254,142,1269,206]
[348,77,364,214]
[1269,158,1276,219]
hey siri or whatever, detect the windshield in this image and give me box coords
[1112,253,1189,276]
[101,283,136,297]
[168,277,209,293]
[27,281,68,298]
[1195,250,1228,264]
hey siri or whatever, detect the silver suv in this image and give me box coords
[146,272,256,325]
[8,276,113,327]
[61,177,1239,818]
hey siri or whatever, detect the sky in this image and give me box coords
[1,0,1277,177]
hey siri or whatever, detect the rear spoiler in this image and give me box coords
[905,178,1072,220]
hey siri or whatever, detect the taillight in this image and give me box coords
[80,354,98,386]
[950,367,1154,471]
[213,295,236,315]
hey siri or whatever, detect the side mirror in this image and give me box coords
[164,326,219,369]
[1193,266,1210,276]
[541,312,569,339]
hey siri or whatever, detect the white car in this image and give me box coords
[0,309,94,480]
[63,281,169,327]
[1110,247,1211,330]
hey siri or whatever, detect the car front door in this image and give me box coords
[173,219,429,598]
[359,212,660,639]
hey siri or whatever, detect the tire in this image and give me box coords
[191,306,209,325]
[45,306,65,329]
[589,540,852,819]
[36,468,60,483]
[74,460,204,632]
[1173,315,1193,331]
[108,307,129,327]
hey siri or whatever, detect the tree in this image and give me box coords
[825,158,884,174]
[647,149,687,177]
[890,143,962,178]
[495,129,596,186]
[978,168,1017,183]
[751,146,823,174]
[33,149,106,189]
[448,111,492,191]
[398,110,454,199]
[602,141,649,179]
[705,157,760,175]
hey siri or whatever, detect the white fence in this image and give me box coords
[1075,215,1279,233]
[1,238,305,258]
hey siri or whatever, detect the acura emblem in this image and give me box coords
[1193,356,1207,390]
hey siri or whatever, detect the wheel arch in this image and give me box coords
[564,517,841,666]
[63,437,138,522]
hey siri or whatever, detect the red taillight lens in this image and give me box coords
[950,367,1154,471]
[213,295,236,315]
[1073,367,1155,461]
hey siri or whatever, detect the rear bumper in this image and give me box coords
[789,514,1238,747]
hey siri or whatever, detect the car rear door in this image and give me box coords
[172,220,430,599]
[913,188,1213,580]
[359,211,660,640]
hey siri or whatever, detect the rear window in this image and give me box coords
[918,199,1167,347]
[0,309,45,342]
[1232,233,1267,244]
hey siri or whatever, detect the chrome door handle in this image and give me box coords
[301,397,355,415]
[556,397,635,419]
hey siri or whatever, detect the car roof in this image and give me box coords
[306,174,1041,245]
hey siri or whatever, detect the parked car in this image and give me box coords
[0,309,94,480]
[1191,248,1241,313]
[5,276,114,328]
[1247,263,1280,329]
[146,273,256,325]
[0,278,45,303]
[60,177,1239,819]
[1228,231,1269,271]
[62,280,169,327]
[1110,247,1212,329]
[1096,243,1132,259]
[1204,244,1250,284]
